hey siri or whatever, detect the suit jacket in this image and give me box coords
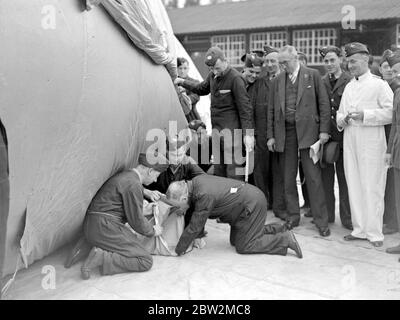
[182,67,254,132]
[267,65,330,152]
[321,71,352,146]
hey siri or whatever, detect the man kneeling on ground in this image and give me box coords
[80,152,169,280]
[167,175,303,258]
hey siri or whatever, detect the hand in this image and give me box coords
[174,77,184,86]
[267,138,276,152]
[319,133,330,145]
[244,135,255,152]
[384,154,392,168]
[153,224,163,237]
[348,111,364,121]
[143,189,163,202]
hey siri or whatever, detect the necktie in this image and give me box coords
[289,73,297,84]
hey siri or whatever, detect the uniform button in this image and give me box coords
[331,116,335,120]
[332,107,335,111]
[331,98,334,102]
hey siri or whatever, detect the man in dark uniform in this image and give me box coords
[174,47,255,181]
[319,46,353,230]
[241,53,270,200]
[168,176,303,258]
[267,45,331,237]
[80,153,169,280]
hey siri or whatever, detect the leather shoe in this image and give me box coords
[64,236,92,269]
[318,227,331,237]
[81,247,105,280]
[275,212,288,221]
[370,241,383,247]
[287,231,303,259]
[343,234,366,241]
[386,244,400,254]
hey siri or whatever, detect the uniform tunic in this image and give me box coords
[337,71,393,241]
[84,170,154,275]
[181,67,254,180]
[321,72,352,226]
[175,175,289,256]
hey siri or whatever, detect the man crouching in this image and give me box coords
[167,175,303,258]
[80,152,169,280]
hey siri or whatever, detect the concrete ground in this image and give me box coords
[3,210,400,300]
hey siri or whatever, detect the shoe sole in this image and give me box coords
[288,231,303,259]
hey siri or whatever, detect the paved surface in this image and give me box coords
[3,211,400,300]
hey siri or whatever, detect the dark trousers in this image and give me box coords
[321,148,352,225]
[383,168,398,230]
[394,168,400,231]
[271,152,287,216]
[212,130,244,181]
[282,125,329,228]
[84,215,153,275]
[230,187,289,255]
[253,145,271,202]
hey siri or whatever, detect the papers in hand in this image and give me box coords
[309,140,322,164]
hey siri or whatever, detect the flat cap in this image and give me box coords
[344,42,369,57]
[205,47,225,67]
[319,46,342,58]
[243,53,264,68]
[240,50,264,62]
[263,45,278,56]
[138,152,169,173]
[387,52,400,68]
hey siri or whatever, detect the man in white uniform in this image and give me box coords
[337,42,394,247]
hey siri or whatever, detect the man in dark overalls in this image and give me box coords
[80,153,169,280]
[167,175,302,258]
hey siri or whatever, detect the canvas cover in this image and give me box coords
[0,0,198,275]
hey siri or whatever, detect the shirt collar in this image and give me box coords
[290,63,300,78]
[132,168,142,183]
[355,70,371,82]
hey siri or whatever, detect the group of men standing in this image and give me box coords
[175,41,400,249]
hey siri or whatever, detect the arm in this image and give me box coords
[387,92,399,154]
[181,73,211,96]
[187,160,206,178]
[175,196,215,255]
[266,79,276,140]
[122,185,155,237]
[336,86,350,132]
[314,71,331,134]
[363,82,393,126]
[231,76,255,131]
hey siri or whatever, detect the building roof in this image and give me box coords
[168,0,400,35]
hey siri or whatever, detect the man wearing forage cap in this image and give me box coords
[336,42,393,247]
[174,46,255,180]
[80,151,169,279]
[385,52,400,258]
[319,45,353,230]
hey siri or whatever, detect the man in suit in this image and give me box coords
[319,46,353,230]
[257,45,286,218]
[267,45,331,237]
[174,47,255,181]
[385,53,400,258]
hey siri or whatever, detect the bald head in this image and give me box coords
[166,181,189,204]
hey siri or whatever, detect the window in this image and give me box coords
[250,31,287,51]
[293,28,337,65]
[211,34,245,67]
[397,24,400,47]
